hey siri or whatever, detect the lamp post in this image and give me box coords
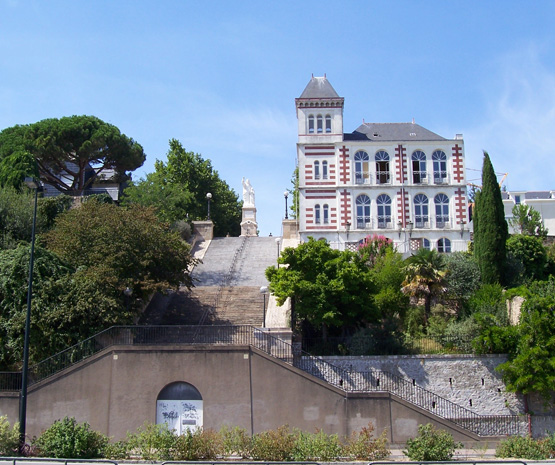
[124,287,133,313]
[260,286,268,327]
[345,221,351,241]
[19,177,40,452]
[284,191,289,220]
[275,237,281,264]
[206,192,212,220]
[459,220,466,238]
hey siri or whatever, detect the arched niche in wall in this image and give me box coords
[156,381,203,434]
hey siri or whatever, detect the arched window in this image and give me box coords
[356,194,371,229]
[315,204,321,224]
[434,193,450,228]
[414,194,429,228]
[323,204,329,224]
[308,115,314,134]
[354,151,370,184]
[438,238,451,253]
[375,150,390,184]
[376,194,392,228]
[157,382,203,434]
[412,150,427,184]
[322,160,328,180]
[325,115,332,133]
[314,161,320,180]
[432,150,447,184]
[317,115,323,133]
[422,238,431,250]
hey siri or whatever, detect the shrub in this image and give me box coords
[220,425,250,458]
[344,423,390,460]
[292,429,342,461]
[33,417,108,458]
[103,440,130,460]
[0,415,19,456]
[125,421,176,461]
[173,428,222,460]
[496,434,555,460]
[249,425,296,461]
[404,423,461,461]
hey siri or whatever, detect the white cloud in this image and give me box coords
[464,43,555,191]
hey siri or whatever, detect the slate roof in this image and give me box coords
[299,76,340,99]
[346,122,447,142]
[525,191,552,200]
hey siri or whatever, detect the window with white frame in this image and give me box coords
[322,161,328,179]
[354,151,370,184]
[412,150,427,184]
[422,238,431,250]
[376,194,392,228]
[315,204,321,224]
[308,115,314,134]
[432,150,447,184]
[356,194,371,229]
[325,115,332,133]
[317,115,323,133]
[437,237,451,253]
[434,193,450,228]
[375,150,390,184]
[414,193,429,228]
[323,204,329,224]
[314,161,320,180]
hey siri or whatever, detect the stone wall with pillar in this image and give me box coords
[192,221,214,241]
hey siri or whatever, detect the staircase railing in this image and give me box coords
[0,325,527,437]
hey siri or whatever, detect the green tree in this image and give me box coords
[443,252,481,313]
[402,248,446,325]
[0,116,145,195]
[473,151,508,284]
[506,234,548,281]
[509,204,548,238]
[43,200,195,301]
[123,139,241,236]
[265,238,377,334]
[497,277,555,403]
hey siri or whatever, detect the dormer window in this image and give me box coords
[317,115,323,133]
[308,115,314,134]
[325,115,332,133]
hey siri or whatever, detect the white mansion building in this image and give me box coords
[295,76,469,254]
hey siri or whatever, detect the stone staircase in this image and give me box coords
[141,236,277,326]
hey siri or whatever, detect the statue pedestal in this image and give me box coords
[241,206,258,236]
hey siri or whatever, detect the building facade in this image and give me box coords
[296,76,469,254]
[502,190,555,237]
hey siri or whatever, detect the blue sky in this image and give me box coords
[1,1,554,236]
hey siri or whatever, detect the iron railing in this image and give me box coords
[0,325,527,437]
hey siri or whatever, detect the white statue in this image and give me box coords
[242,177,255,206]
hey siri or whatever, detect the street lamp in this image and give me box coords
[345,221,351,240]
[260,286,268,327]
[459,220,466,238]
[206,192,212,220]
[275,237,281,264]
[124,287,133,313]
[19,177,41,452]
[284,191,289,220]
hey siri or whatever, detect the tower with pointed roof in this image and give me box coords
[295,75,469,254]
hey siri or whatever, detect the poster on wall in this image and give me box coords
[156,400,203,434]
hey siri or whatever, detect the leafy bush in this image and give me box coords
[125,421,176,460]
[404,423,461,461]
[344,423,390,460]
[496,434,555,460]
[0,415,19,456]
[33,417,108,458]
[220,425,250,458]
[103,440,130,459]
[249,425,296,461]
[292,429,342,461]
[173,428,222,460]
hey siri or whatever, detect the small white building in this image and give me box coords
[295,76,469,254]
[502,190,555,236]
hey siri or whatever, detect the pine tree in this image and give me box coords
[473,151,508,284]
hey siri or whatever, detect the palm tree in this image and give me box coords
[402,248,446,325]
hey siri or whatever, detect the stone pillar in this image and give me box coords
[192,220,214,241]
[282,219,299,240]
[241,206,258,236]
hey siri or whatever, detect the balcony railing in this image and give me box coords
[412,171,428,184]
[354,173,372,185]
[377,216,392,229]
[433,171,449,184]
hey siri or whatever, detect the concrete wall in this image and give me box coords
[0,345,483,445]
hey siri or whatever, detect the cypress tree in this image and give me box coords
[473,151,508,284]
